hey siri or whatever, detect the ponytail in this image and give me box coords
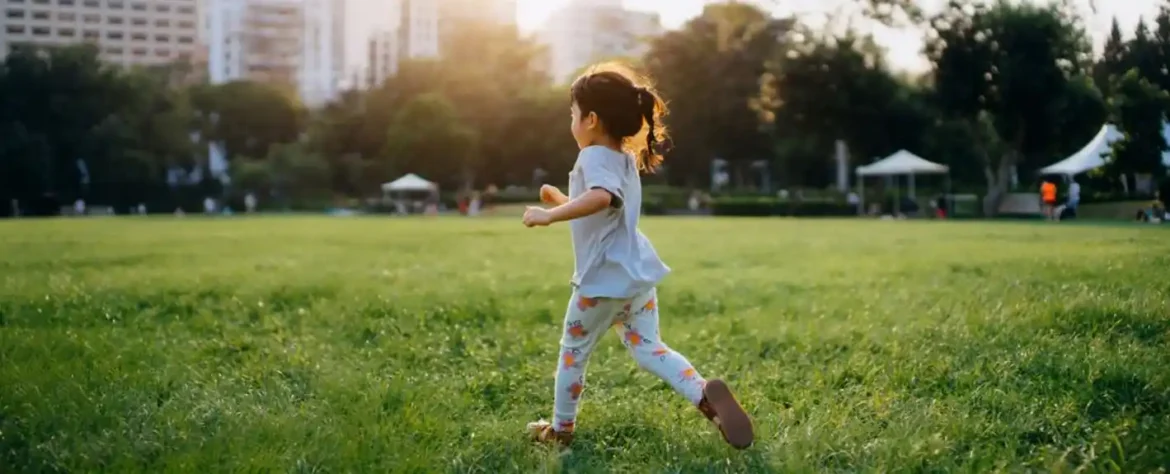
[634,86,666,172]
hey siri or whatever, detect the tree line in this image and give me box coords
[2,0,1169,216]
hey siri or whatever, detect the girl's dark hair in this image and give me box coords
[570,62,669,172]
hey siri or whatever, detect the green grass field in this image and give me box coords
[1,217,1168,473]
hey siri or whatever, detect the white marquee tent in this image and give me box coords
[1039,122,1170,176]
[381,173,437,193]
[857,149,950,177]
[856,150,950,215]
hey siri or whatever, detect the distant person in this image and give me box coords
[245,193,257,213]
[1137,191,1166,223]
[1067,178,1080,212]
[203,197,215,215]
[74,198,86,216]
[468,191,482,216]
[847,191,860,215]
[520,63,753,450]
[1040,179,1057,220]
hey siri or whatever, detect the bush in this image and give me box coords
[711,196,854,217]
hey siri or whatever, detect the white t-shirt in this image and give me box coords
[567,146,670,298]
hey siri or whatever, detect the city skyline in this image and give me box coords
[512,0,1168,72]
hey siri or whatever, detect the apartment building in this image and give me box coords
[359,0,513,89]
[0,0,201,68]
[366,27,395,88]
[540,0,663,83]
[205,0,345,107]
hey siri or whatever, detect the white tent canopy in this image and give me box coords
[1039,122,1170,176]
[381,173,437,193]
[855,150,951,216]
[857,149,949,176]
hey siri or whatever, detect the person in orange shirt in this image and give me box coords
[1040,180,1057,220]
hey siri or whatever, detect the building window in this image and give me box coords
[58,0,74,5]
[106,47,121,54]
[106,30,122,39]
[176,5,192,14]
[58,12,74,20]
[31,10,47,19]
[83,0,97,6]
[7,0,25,4]
[177,20,193,28]
[30,0,46,4]
[155,34,168,42]
[82,29,98,38]
[131,48,145,56]
[155,48,170,57]
[155,4,168,12]
[130,32,145,40]
[31,26,49,35]
[82,13,97,22]
[6,9,24,18]
[108,1,122,8]
[130,2,143,11]
[5,25,25,34]
[107,15,121,24]
[177,36,192,44]
[58,27,75,36]
[154,19,167,27]
[130,17,144,25]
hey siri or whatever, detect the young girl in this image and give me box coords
[521,63,755,450]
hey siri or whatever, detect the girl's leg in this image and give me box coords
[614,288,755,449]
[612,288,706,404]
[549,292,623,435]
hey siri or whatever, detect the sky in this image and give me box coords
[515,0,1168,73]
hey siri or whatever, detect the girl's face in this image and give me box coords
[570,101,598,150]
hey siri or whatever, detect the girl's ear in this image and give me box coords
[586,111,600,130]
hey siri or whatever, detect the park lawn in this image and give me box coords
[0,217,1168,473]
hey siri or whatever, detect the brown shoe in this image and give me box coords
[527,419,574,447]
[697,379,754,449]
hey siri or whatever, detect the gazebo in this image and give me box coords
[856,150,950,216]
[380,174,438,214]
[381,173,437,193]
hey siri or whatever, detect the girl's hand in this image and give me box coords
[522,206,553,227]
[540,185,568,205]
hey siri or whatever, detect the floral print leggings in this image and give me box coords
[552,288,706,433]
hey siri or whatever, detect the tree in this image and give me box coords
[1107,69,1169,187]
[926,0,1104,215]
[381,93,479,190]
[761,31,932,187]
[1153,3,1170,92]
[1094,17,1128,96]
[0,44,127,203]
[103,67,202,203]
[1127,18,1165,88]
[644,2,794,187]
[190,80,304,162]
[0,43,197,211]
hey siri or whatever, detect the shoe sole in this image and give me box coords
[703,379,754,449]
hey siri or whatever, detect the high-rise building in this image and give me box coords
[0,0,202,68]
[540,0,663,83]
[205,0,346,107]
[358,0,514,89]
[366,28,397,88]
[396,0,437,60]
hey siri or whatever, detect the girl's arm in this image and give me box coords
[547,188,612,224]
